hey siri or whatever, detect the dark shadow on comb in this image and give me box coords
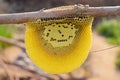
[58,30,62,34]
[46,33,49,37]
[50,37,56,41]
[40,15,90,21]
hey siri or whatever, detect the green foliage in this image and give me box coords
[96,19,120,45]
[116,50,120,69]
[0,24,14,49]
[96,18,120,69]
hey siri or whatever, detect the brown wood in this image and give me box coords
[0,5,119,24]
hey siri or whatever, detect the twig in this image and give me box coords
[0,52,58,80]
[0,36,25,48]
[0,5,119,24]
[4,61,55,80]
[0,59,55,80]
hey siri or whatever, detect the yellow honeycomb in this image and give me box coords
[42,23,78,48]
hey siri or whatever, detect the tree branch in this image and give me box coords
[0,36,25,48]
[0,5,120,24]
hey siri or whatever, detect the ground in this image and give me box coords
[88,31,119,80]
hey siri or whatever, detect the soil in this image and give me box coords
[87,31,120,80]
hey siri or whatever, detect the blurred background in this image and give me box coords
[0,0,120,80]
